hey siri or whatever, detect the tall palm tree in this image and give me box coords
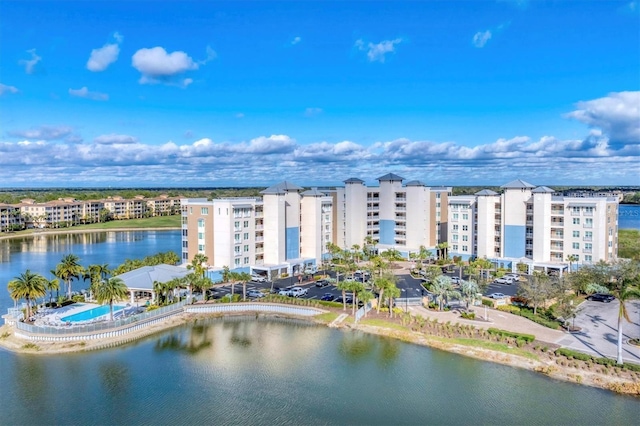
[95,277,129,321]
[459,280,480,309]
[8,270,46,320]
[221,265,231,283]
[386,284,400,318]
[566,254,578,274]
[188,253,208,278]
[45,276,60,305]
[613,284,640,364]
[55,254,84,299]
[431,275,461,311]
[336,280,351,311]
[237,271,252,301]
[191,276,214,301]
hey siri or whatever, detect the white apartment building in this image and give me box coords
[448,179,619,274]
[182,182,332,280]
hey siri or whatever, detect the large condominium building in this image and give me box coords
[448,179,619,274]
[182,174,449,277]
[181,182,333,280]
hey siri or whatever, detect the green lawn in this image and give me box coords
[618,229,640,260]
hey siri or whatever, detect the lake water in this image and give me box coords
[0,230,182,313]
[619,204,640,230]
[0,317,638,425]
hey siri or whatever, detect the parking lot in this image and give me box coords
[557,299,640,364]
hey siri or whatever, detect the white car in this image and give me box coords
[289,287,308,297]
[489,293,506,299]
[247,290,265,298]
[251,275,267,282]
[278,289,293,296]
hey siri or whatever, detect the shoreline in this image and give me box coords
[0,226,181,241]
[1,308,638,396]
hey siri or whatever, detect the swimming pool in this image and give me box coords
[61,305,125,322]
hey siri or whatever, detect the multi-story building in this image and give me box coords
[181,182,332,280]
[447,179,619,274]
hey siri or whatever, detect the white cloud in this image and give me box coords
[8,125,73,140]
[86,33,123,72]
[304,107,323,117]
[132,46,212,86]
[93,134,138,145]
[566,91,640,146]
[69,87,109,101]
[473,30,492,48]
[291,36,302,45]
[19,49,41,74]
[0,83,19,96]
[355,38,403,63]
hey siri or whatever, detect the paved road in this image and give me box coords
[556,299,640,364]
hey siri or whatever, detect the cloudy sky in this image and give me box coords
[1,1,639,188]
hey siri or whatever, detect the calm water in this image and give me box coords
[619,204,640,230]
[0,317,639,425]
[0,230,182,313]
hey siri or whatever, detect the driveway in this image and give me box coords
[556,299,640,364]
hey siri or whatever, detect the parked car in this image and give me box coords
[334,296,354,305]
[290,287,308,297]
[320,293,334,301]
[315,280,330,288]
[247,290,265,298]
[270,286,282,294]
[587,293,615,303]
[489,293,506,299]
[494,277,515,285]
[251,275,267,283]
[278,289,293,296]
[450,277,461,284]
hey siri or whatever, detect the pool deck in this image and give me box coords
[32,303,133,327]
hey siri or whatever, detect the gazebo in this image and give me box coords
[116,264,191,304]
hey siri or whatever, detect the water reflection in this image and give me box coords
[154,324,212,355]
[338,332,400,368]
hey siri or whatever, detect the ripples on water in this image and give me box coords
[1,317,639,425]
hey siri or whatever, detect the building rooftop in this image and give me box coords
[532,186,556,194]
[116,264,191,291]
[260,181,304,194]
[343,177,365,184]
[405,180,426,187]
[301,188,326,197]
[501,179,536,189]
[377,173,405,182]
[475,189,498,196]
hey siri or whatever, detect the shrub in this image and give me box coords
[460,311,476,320]
[497,305,521,313]
[482,299,494,307]
[487,328,535,343]
[554,348,640,371]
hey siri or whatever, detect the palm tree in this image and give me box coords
[566,254,578,274]
[336,280,351,311]
[45,276,60,305]
[386,284,400,318]
[613,284,640,364]
[459,280,480,309]
[95,277,129,321]
[359,290,374,317]
[229,271,240,302]
[8,270,47,320]
[188,253,208,278]
[192,276,214,301]
[221,265,231,283]
[237,271,252,301]
[351,244,361,263]
[431,275,461,311]
[55,254,84,299]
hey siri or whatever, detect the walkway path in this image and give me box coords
[407,305,566,345]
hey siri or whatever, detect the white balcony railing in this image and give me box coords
[583,236,592,242]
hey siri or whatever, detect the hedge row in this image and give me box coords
[554,348,640,372]
[487,328,535,343]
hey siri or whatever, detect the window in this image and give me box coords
[463,214,469,220]
[453,213,459,220]
[436,212,440,218]
[462,245,468,252]
[608,228,613,236]
[244,245,249,252]
[234,246,241,254]
[436,202,441,208]
[234,221,240,229]
[586,231,593,238]
[585,255,592,262]
[453,234,459,241]
[234,258,240,266]
[585,243,592,250]
[244,220,249,227]
[244,257,249,264]
[436,193,441,199]
[573,242,580,249]
[453,224,459,231]
[201,207,209,215]
[198,244,205,252]
[585,218,593,227]
[198,232,204,239]
[462,235,468,241]
[234,233,240,243]
[462,225,468,231]
[573,231,580,238]
[197,218,204,228]
[243,233,248,240]
[452,244,458,250]
[573,218,580,225]
[189,207,193,214]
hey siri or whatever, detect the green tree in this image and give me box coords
[55,254,84,299]
[192,276,214,301]
[566,254,578,274]
[336,279,351,311]
[431,275,461,311]
[237,271,252,301]
[8,270,47,320]
[385,284,401,318]
[188,253,208,278]
[95,277,129,321]
[359,290,375,317]
[459,279,480,309]
[518,271,552,315]
[45,276,60,305]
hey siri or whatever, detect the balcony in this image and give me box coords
[255,248,264,254]
[551,221,564,226]
[255,225,264,231]
[395,206,407,212]
[571,211,580,216]
[526,221,533,226]
[525,233,533,238]
[255,237,264,242]
[367,207,379,212]
[255,212,264,218]
[395,197,407,202]
[583,236,592,242]
[525,244,533,250]
[395,225,406,230]
[583,248,593,254]
[367,197,380,202]
[584,211,593,216]
[583,223,593,229]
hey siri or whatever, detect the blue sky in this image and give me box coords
[1,0,639,187]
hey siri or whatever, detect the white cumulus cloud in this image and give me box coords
[19,49,41,74]
[0,83,19,96]
[86,33,123,72]
[69,87,109,101]
[131,46,214,86]
[473,30,492,48]
[93,134,138,145]
[291,36,302,45]
[8,125,73,140]
[566,91,640,146]
[355,38,403,63]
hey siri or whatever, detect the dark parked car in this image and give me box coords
[315,280,330,288]
[320,293,334,301]
[270,287,282,294]
[588,293,615,303]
